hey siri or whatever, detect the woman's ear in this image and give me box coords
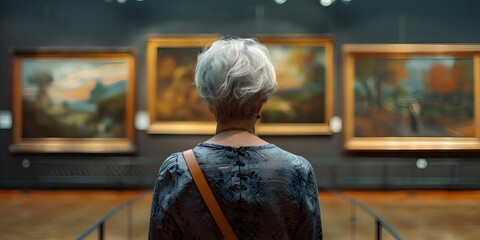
[256,102,264,115]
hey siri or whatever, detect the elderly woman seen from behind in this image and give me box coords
[149,37,323,239]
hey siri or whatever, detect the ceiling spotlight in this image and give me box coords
[274,0,287,4]
[320,0,335,7]
[117,0,127,4]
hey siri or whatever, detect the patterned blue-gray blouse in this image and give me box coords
[149,143,322,239]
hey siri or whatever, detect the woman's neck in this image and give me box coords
[215,120,256,135]
[206,120,268,147]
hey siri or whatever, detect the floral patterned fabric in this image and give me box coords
[149,142,322,240]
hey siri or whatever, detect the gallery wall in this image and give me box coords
[0,0,479,189]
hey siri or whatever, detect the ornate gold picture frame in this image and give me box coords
[146,35,219,134]
[147,35,334,135]
[10,49,136,153]
[343,44,480,150]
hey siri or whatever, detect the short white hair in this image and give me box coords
[194,37,277,123]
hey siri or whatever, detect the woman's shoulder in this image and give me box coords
[156,152,188,177]
[159,152,181,167]
[272,146,311,163]
[267,146,315,173]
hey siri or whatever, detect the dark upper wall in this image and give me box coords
[0,0,479,188]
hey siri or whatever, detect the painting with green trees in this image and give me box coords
[20,59,130,138]
[262,45,327,124]
[353,56,475,138]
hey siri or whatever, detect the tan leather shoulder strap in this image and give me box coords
[182,149,238,240]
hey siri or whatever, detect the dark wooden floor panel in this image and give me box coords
[0,190,147,240]
[1,190,479,239]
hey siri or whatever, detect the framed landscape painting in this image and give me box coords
[10,49,136,153]
[343,44,480,150]
[146,35,218,134]
[256,36,334,135]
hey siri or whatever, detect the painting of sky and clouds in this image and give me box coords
[21,59,129,138]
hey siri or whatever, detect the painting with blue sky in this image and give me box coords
[20,58,130,138]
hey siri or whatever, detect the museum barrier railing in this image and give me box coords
[75,190,150,240]
[323,186,403,240]
[76,188,402,240]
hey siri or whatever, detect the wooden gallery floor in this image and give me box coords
[0,189,479,240]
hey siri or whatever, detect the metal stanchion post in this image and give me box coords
[99,223,104,240]
[375,219,382,240]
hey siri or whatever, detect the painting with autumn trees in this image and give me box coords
[153,47,213,122]
[146,36,219,134]
[353,56,474,138]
